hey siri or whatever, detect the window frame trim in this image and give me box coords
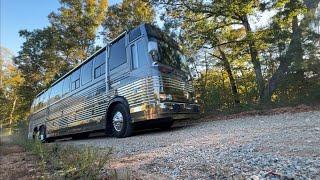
[130,43,139,70]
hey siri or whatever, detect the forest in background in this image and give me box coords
[0,0,319,127]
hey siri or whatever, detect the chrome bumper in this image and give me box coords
[131,102,200,122]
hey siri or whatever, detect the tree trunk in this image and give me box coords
[218,47,240,105]
[262,0,320,101]
[264,16,302,101]
[9,96,17,125]
[204,51,208,89]
[242,15,265,102]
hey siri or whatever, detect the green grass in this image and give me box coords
[11,122,112,179]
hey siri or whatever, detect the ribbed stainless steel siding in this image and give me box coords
[29,75,194,137]
[46,82,107,132]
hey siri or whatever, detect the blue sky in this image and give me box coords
[1,0,121,55]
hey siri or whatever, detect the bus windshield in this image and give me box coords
[146,24,188,72]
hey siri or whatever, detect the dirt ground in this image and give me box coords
[0,138,42,180]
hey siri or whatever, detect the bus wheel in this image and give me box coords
[32,128,38,140]
[110,103,132,138]
[38,127,46,143]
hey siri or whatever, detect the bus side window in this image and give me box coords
[33,97,39,112]
[129,27,141,42]
[94,51,106,79]
[62,76,70,95]
[38,92,46,109]
[49,81,63,104]
[81,60,93,85]
[43,88,51,105]
[109,37,126,71]
[71,69,81,91]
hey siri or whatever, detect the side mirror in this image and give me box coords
[148,41,160,62]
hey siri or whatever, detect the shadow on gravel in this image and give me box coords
[133,125,190,136]
[56,122,198,142]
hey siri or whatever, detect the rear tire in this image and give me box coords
[38,127,47,143]
[110,103,132,138]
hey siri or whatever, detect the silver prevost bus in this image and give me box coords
[28,23,200,141]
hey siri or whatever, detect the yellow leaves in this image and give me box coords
[2,64,24,94]
[85,0,96,17]
[274,0,290,9]
[94,0,108,24]
[104,0,155,40]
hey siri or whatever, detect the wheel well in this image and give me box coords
[39,125,45,131]
[33,127,38,133]
[106,102,122,122]
[106,96,130,121]
[32,127,39,139]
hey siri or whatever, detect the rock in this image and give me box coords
[308,167,318,174]
[250,175,260,180]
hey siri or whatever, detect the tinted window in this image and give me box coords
[109,37,127,70]
[81,60,93,85]
[129,27,141,42]
[131,44,138,69]
[38,92,46,109]
[49,81,62,103]
[43,89,51,105]
[71,69,80,91]
[62,76,70,95]
[34,97,40,111]
[94,50,106,68]
[31,99,36,112]
[146,24,187,72]
[94,51,106,79]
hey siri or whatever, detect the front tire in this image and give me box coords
[110,103,132,138]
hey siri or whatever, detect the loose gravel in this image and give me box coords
[59,111,320,179]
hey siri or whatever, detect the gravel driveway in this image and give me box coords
[59,111,320,179]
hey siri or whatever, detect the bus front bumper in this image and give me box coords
[131,102,200,122]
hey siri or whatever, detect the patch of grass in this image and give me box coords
[11,122,112,179]
[49,145,112,179]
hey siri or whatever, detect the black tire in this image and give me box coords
[159,120,174,130]
[110,103,133,138]
[32,130,38,140]
[38,127,47,143]
[72,132,90,140]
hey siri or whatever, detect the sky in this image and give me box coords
[0,0,121,56]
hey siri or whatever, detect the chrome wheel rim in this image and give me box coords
[39,130,45,141]
[39,134,45,141]
[112,111,124,132]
